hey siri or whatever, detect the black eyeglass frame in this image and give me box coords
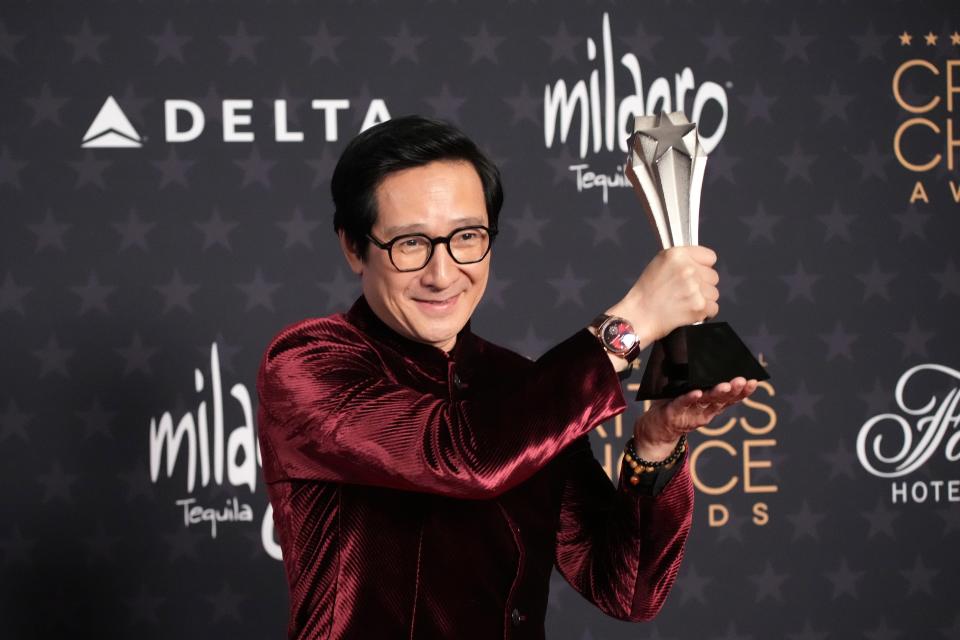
[366,225,499,272]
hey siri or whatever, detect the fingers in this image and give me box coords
[683,245,717,266]
[696,263,720,286]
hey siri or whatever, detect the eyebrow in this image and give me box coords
[382,217,487,236]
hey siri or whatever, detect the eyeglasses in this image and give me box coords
[367,225,498,272]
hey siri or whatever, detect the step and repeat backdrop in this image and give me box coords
[1,0,958,638]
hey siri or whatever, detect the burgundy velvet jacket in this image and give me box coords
[256,296,694,639]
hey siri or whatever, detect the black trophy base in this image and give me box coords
[636,322,770,400]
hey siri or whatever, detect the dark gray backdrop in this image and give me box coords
[2,1,959,638]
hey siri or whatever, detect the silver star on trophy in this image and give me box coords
[626,111,770,400]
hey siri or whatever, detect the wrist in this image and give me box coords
[587,314,640,372]
[633,412,680,458]
[632,436,679,460]
[623,434,687,485]
[604,301,655,352]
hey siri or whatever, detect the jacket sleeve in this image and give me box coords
[553,435,694,622]
[256,320,626,500]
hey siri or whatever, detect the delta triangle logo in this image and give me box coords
[81,96,143,148]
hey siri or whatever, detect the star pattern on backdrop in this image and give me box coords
[741,202,781,243]
[115,332,158,376]
[818,321,858,361]
[23,83,69,127]
[817,201,856,242]
[153,146,196,189]
[814,81,855,122]
[619,21,662,62]
[277,206,321,249]
[463,23,505,64]
[2,7,958,639]
[302,22,345,65]
[583,206,628,246]
[317,267,361,312]
[774,21,816,62]
[506,205,548,246]
[778,142,815,182]
[699,22,738,62]
[76,397,116,439]
[69,150,111,189]
[541,22,579,63]
[113,208,156,251]
[821,438,857,480]
[195,207,238,251]
[856,261,896,301]
[0,20,25,63]
[0,272,31,315]
[748,561,788,603]
[33,334,75,378]
[424,84,467,123]
[0,145,27,189]
[237,268,282,312]
[851,23,886,61]
[0,399,32,443]
[786,500,826,541]
[932,259,960,298]
[824,557,865,599]
[384,23,425,64]
[234,145,276,188]
[0,525,36,566]
[156,270,200,314]
[220,22,263,64]
[28,209,71,251]
[65,20,109,63]
[547,265,589,307]
[738,83,778,123]
[149,21,191,64]
[70,271,116,315]
[504,83,540,125]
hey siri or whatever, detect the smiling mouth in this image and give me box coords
[413,293,461,308]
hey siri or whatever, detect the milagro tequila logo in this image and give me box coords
[543,12,729,203]
[149,342,282,560]
[857,364,960,504]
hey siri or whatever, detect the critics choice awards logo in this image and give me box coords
[599,380,780,530]
[891,29,960,205]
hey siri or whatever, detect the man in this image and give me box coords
[256,115,758,639]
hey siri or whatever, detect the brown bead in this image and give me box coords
[629,475,640,486]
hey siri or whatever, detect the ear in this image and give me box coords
[338,230,364,275]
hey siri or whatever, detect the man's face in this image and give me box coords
[340,160,490,352]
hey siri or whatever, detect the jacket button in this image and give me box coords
[452,372,463,388]
[511,608,525,626]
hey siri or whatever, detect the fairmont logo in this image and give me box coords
[81,95,391,148]
[857,364,960,505]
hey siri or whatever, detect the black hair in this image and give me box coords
[331,115,503,258]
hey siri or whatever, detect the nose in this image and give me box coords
[419,242,457,289]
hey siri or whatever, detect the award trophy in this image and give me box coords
[625,111,770,400]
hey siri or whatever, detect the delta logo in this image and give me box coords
[81,96,144,148]
[80,94,391,148]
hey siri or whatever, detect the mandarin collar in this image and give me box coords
[345,295,476,368]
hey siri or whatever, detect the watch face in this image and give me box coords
[602,318,637,355]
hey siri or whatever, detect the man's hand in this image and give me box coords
[632,377,758,460]
[606,246,720,354]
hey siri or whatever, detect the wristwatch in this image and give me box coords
[589,314,641,362]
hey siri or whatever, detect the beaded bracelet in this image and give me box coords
[623,434,687,486]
